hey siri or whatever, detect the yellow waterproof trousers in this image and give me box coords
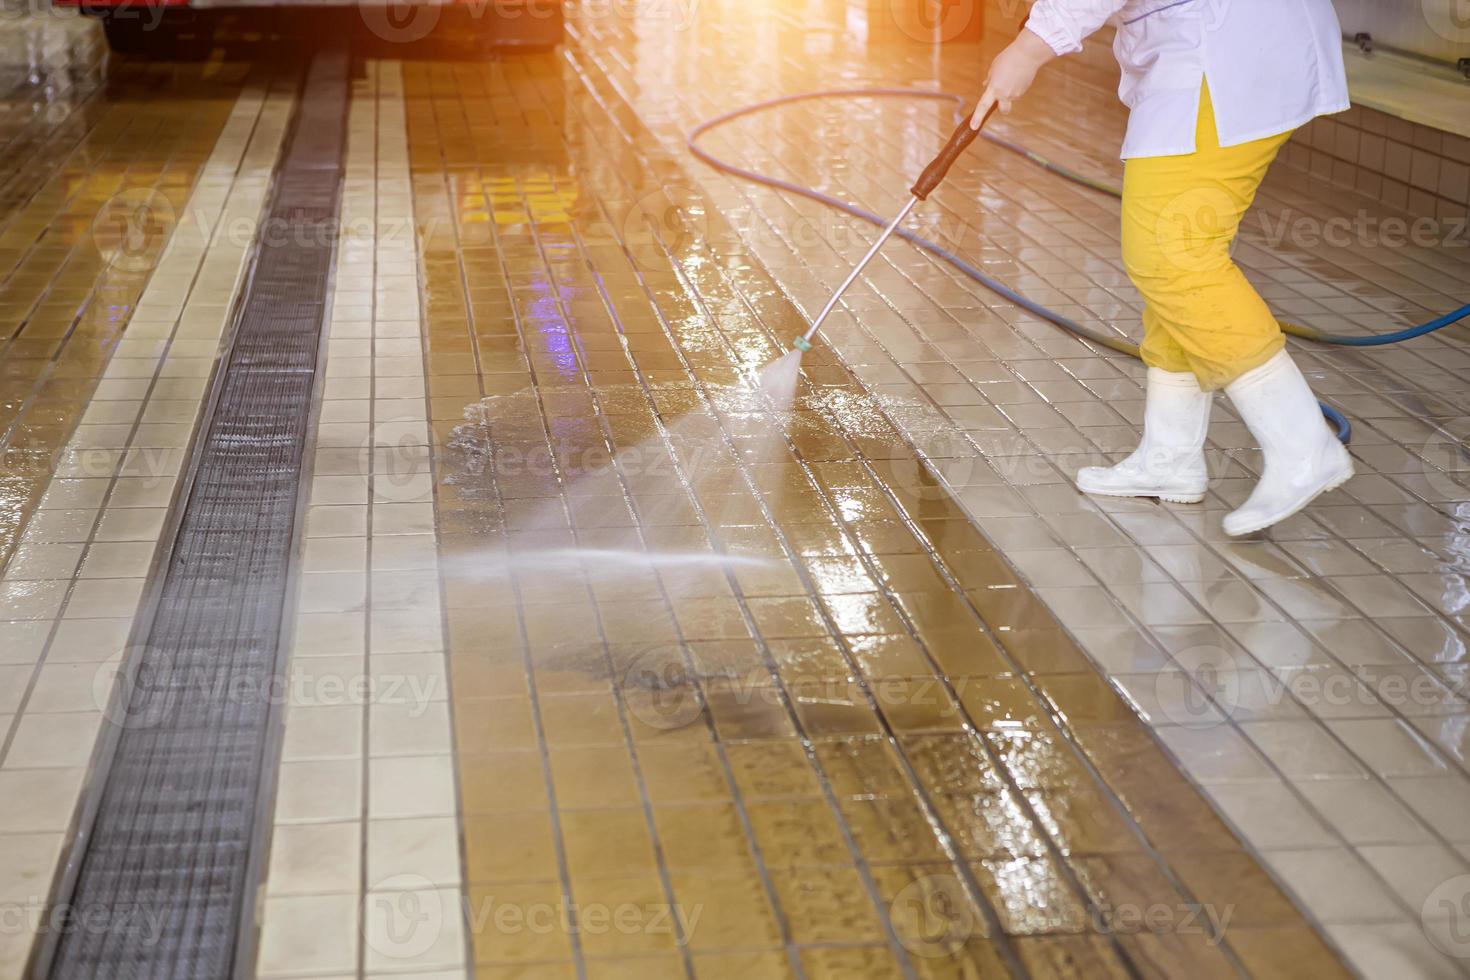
[1122,85,1292,390]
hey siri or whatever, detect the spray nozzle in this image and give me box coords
[792,335,812,353]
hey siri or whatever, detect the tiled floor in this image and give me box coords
[563,1,1470,976]
[0,13,291,975]
[396,36,1341,980]
[256,59,468,980]
[1,2,1468,979]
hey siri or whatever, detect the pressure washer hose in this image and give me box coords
[688,88,1470,444]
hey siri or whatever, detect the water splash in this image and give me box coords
[756,349,803,410]
[440,547,774,581]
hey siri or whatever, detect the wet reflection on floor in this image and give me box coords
[403,38,1348,976]
[561,3,1470,977]
[0,15,251,569]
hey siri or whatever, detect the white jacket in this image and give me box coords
[1025,0,1350,159]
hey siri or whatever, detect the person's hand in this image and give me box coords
[971,29,1057,128]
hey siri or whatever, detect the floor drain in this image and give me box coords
[37,48,348,980]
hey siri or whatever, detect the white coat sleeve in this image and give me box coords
[1025,0,1131,55]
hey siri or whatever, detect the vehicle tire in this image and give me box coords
[91,9,217,58]
[489,0,563,49]
[95,12,153,54]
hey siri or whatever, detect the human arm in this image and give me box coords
[971,1,1130,127]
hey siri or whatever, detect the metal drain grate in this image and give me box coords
[39,49,348,980]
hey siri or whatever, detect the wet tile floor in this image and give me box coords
[400,29,1344,980]
[0,14,280,975]
[257,59,470,979]
[0,2,1467,978]
[560,2,1470,976]
[0,21,230,567]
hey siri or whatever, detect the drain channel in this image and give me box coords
[34,49,348,980]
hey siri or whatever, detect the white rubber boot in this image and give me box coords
[1223,350,1353,536]
[1076,368,1211,504]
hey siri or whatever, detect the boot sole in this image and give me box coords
[1077,483,1206,505]
[1223,462,1354,537]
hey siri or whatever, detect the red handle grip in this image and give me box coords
[909,106,994,201]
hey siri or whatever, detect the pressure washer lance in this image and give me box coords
[791,106,995,354]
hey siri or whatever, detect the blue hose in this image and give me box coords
[689,88,1470,445]
[1287,304,1470,347]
